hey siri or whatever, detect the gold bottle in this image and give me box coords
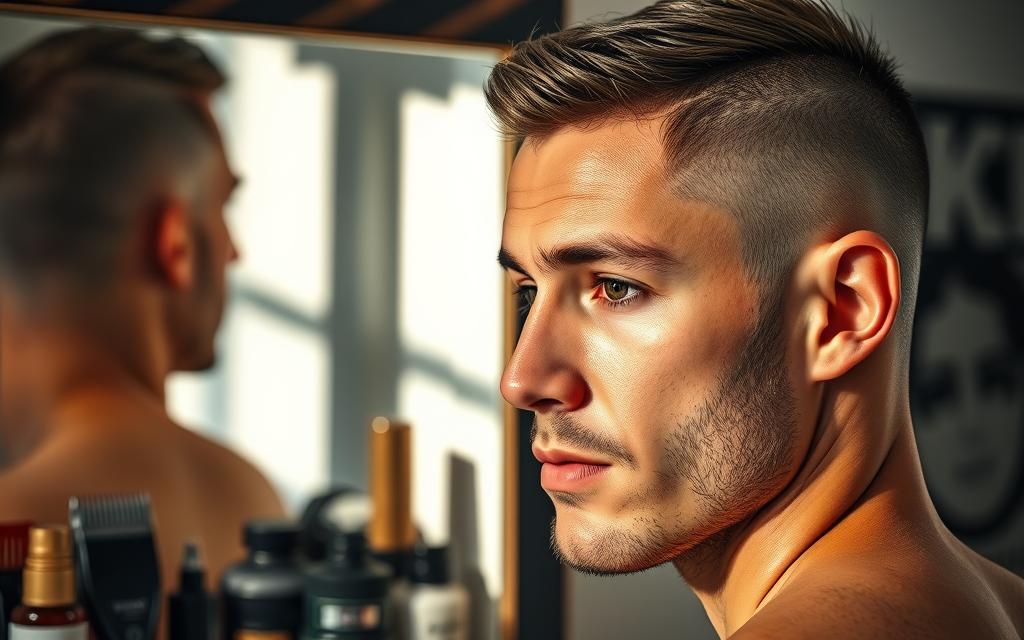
[367,417,416,638]
[9,525,88,638]
[367,417,416,561]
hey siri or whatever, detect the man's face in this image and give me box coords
[175,136,240,372]
[499,119,799,573]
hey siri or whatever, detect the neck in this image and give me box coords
[0,287,170,462]
[674,352,938,637]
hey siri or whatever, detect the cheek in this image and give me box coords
[582,280,754,465]
[583,310,722,412]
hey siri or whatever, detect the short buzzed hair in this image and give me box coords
[0,27,225,291]
[486,0,929,358]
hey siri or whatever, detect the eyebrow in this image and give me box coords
[498,234,682,276]
[497,247,530,275]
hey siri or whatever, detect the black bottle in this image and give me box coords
[302,531,391,640]
[222,520,304,640]
[168,541,216,640]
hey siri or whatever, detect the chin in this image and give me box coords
[177,348,218,373]
[549,506,673,577]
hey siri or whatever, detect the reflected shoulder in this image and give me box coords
[177,427,286,519]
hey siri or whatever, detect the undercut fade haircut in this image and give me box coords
[0,27,225,291]
[486,0,929,362]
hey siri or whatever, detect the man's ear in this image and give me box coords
[801,230,901,381]
[153,200,193,291]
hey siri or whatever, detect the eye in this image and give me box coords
[595,277,644,308]
[978,355,1017,400]
[514,285,537,316]
[604,280,631,301]
[912,365,956,420]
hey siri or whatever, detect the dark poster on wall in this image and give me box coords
[911,96,1024,576]
[0,0,563,46]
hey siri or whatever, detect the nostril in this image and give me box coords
[531,398,563,413]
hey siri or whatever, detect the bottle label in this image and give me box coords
[408,593,467,640]
[9,623,89,640]
[308,596,385,633]
[411,611,465,640]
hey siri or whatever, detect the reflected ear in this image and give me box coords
[153,200,193,291]
[802,230,901,381]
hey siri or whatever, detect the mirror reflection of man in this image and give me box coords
[0,27,285,591]
[913,248,1024,537]
[489,0,1024,636]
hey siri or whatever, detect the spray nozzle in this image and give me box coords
[178,539,206,592]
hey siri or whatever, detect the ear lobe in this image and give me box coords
[154,201,193,290]
[807,231,901,381]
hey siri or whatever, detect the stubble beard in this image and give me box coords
[173,226,223,373]
[548,289,798,576]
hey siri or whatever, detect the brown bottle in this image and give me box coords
[9,525,88,639]
[367,417,416,638]
[367,417,416,570]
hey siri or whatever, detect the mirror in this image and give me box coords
[0,9,509,639]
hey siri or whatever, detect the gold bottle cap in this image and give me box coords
[23,525,77,607]
[367,417,416,552]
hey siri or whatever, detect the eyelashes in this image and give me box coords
[514,285,537,317]
[513,277,647,318]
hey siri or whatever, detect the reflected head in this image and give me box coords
[0,27,226,294]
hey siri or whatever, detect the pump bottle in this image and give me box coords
[8,525,88,640]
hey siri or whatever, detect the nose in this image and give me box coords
[227,228,241,264]
[500,304,587,413]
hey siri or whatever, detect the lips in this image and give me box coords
[533,446,611,493]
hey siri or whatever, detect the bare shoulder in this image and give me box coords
[0,411,283,524]
[0,421,135,522]
[175,426,286,518]
[0,457,64,523]
[733,562,1022,640]
[964,544,1024,633]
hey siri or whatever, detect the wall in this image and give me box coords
[561,1,1024,638]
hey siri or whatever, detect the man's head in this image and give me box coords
[490,0,927,574]
[0,27,239,371]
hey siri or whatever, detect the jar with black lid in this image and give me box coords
[302,531,391,640]
[222,520,304,640]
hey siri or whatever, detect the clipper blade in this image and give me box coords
[69,494,152,537]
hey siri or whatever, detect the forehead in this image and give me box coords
[503,118,740,265]
[198,107,238,193]
[507,119,663,218]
